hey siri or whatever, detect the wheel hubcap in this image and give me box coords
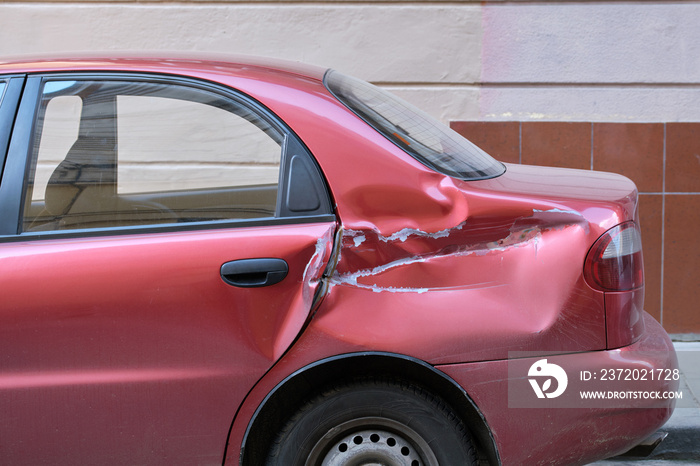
[307,417,438,466]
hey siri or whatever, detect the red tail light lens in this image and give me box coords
[584,222,644,292]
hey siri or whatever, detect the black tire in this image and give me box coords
[266,379,477,466]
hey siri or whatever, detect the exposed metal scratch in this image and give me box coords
[331,227,543,293]
[302,226,335,305]
[378,221,466,243]
[533,208,583,216]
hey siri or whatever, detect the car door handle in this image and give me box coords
[220,258,289,288]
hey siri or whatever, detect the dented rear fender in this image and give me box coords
[312,164,641,363]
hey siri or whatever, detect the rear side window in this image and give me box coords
[23,79,285,232]
[325,70,505,181]
[0,81,6,104]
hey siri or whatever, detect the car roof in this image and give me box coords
[0,53,328,83]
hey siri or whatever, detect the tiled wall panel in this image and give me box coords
[451,121,700,333]
[666,123,700,193]
[638,194,663,322]
[592,123,664,193]
[522,122,591,170]
[450,122,520,164]
[663,195,700,333]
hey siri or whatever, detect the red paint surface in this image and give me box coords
[0,223,333,463]
[439,313,678,465]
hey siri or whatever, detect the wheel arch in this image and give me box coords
[240,352,500,465]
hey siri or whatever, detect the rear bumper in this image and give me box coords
[438,312,678,465]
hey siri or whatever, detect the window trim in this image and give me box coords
[0,76,25,186]
[0,214,336,243]
[1,72,333,241]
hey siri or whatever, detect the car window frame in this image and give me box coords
[0,75,27,235]
[0,76,24,179]
[0,72,334,241]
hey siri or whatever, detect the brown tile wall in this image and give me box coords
[450,121,700,334]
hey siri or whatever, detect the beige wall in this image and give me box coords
[0,2,483,122]
[3,1,700,122]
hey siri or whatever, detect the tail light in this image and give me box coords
[584,222,644,292]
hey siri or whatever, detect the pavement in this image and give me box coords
[590,342,700,465]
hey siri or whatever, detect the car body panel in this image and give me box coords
[224,310,676,466]
[0,223,334,463]
[318,163,641,363]
[439,313,678,466]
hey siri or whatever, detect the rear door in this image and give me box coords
[0,74,335,464]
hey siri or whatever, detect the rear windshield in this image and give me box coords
[324,70,505,181]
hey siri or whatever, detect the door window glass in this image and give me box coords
[23,80,284,232]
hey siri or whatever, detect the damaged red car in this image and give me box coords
[0,55,679,465]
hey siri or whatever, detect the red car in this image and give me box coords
[0,55,679,465]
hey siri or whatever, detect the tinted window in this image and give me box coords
[23,80,284,232]
[0,81,6,104]
[325,70,505,181]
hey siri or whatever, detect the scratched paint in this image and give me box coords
[272,223,336,360]
[331,223,541,293]
[308,162,643,361]
[330,204,591,295]
[301,225,337,305]
[313,208,606,363]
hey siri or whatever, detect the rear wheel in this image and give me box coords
[265,379,477,466]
